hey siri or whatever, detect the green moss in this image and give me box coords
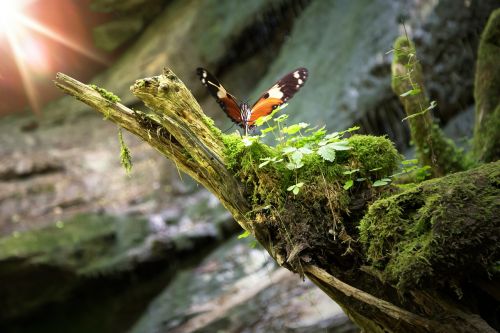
[202,114,223,138]
[89,84,121,103]
[346,135,402,179]
[118,128,133,175]
[221,131,403,271]
[427,124,473,172]
[359,161,500,292]
[222,133,253,171]
[223,133,401,208]
[0,213,149,274]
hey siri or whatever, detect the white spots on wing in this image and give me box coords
[267,85,284,99]
[298,78,303,85]
[202,71,207,78]
[201,78,206,84]
[293,71,300,79]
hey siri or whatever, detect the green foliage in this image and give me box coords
[238,230,251,239]
[118,128,133,175]
[222,104,401,211]
[343,179,354,190]
[287,182,304,195]
[221,108,402,269]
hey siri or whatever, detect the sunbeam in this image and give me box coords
[17,14,109,66]
[5,28,41,113]
[0,0,110,114]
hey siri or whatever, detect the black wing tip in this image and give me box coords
[196,67,206,76]
[297,67,309,77]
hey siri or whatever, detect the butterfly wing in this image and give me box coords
[248,67,308,126]
[196,68,243,126]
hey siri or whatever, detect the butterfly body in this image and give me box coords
[197,67,308,135]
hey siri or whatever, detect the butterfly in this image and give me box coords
[197,67,308,135]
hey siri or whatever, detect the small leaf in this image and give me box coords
[318,145,336,162]
[400,88,421,97]
[261,126,277,134]
[238,230,251,239]
[346,125,360,132]
[318,140,328,146]
[330,140,351,151]
[369,167,383,171]
[324,132,340,140]
[287,182,304,195]
[356,178,366,181]
[343,179,354,190]
[259,158,272,168]
[255,114,272,126]
[274,114,289,123]
[402,159,418,165]
[273,103,288,112]
[281,146,297,154]
[343,168,360,175]
[373,179,390,187]
[286,161,304,170]
[298,147,313,155]
[290,150,303,164]
[281,122,309,135]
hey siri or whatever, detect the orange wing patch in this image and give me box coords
[248,97,283,125]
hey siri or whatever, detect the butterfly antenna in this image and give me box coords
[223,123,236,133]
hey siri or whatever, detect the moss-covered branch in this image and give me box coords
[55,69,499,333]
[473,8,500,163]
[391,37,468,177]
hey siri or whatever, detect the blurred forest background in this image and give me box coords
[0,0,498,332]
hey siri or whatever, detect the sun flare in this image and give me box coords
[0,0,107,114]
[0,1,30,33]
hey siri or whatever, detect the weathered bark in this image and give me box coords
[54,70,499,333]
[391,36,468,177]
[473,8,500,163]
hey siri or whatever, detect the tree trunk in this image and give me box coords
[54,69,499,332]
[391,36,468,176]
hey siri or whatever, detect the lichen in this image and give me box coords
[359,161,500,293]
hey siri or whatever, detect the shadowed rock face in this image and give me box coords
[130,237,357,333]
